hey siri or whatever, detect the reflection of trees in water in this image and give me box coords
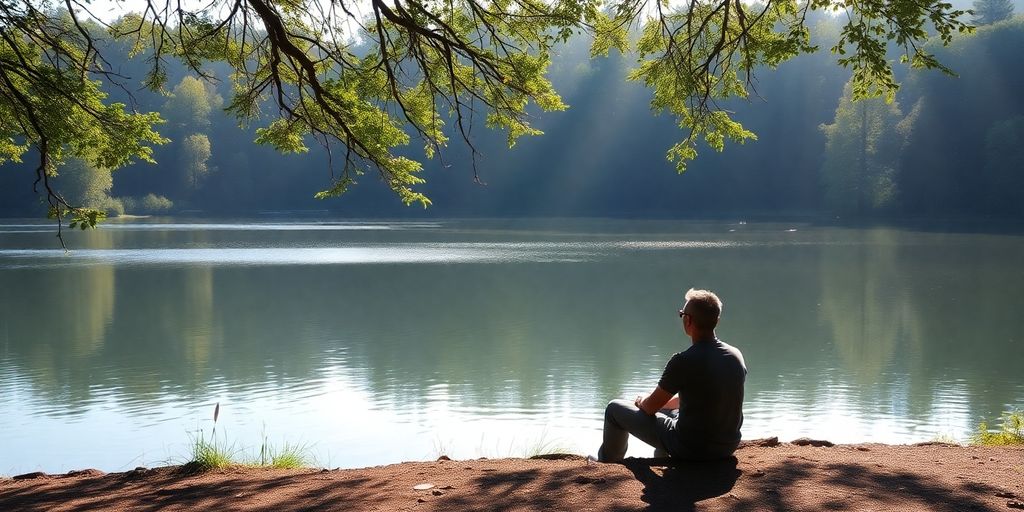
[302,262,677,410]
[3,228,1020,428]
[894,232,1024,420]
[1,226,118,413]
[818,228,1024,424]
[819,228,924,384]
[1,264,116,413]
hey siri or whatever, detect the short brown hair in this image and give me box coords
[684,288,722,329]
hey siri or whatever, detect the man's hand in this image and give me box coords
[636,386,673,415]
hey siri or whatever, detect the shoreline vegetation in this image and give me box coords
[173,409,1023,475]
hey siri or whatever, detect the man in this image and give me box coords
[597,288,746,462]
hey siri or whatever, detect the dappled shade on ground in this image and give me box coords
[1,443,1021,511]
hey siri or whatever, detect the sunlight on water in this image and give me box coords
[0,246,600,265]
[1,219,1022,474]
[99,222,445,231]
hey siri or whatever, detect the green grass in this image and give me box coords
[519,432,576,459]
[255,439,310,469]
[184,432,312,471]
[971,410,1024,446]
[185,432,238,472]
[182,404,312,472]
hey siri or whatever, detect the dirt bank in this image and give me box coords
[1,441,1022,511]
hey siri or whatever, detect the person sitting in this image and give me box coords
[597,288,746,462]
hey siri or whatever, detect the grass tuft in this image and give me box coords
[182,403,311,472]
[267,442,309,469]
[184,432,237,472]
[970,410,1024,446]
[518,430,576,459]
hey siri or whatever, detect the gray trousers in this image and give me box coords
[597,399,683,462]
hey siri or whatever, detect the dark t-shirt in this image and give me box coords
[658,339,746,455]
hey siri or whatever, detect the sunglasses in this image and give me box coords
[678,310,690,318]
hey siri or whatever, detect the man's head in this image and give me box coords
[680,288,722,337]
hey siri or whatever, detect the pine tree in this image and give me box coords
[972,0,1015,25]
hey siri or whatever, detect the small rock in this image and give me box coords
[12,472,47,480]
[856,447,870,452]
[972,456,980,460]
[436,455,451,461]
[739,437,780,448]
[413,483,435,491]
[573,476,607,485]
[990,457,998,462]
[320,469,330,473]
[996,492,1017,499]
[529,453,584,461]
[417,498,427,503]
[750,469,766,478]
[1008,500,1024,509]
[432,490,444,496]
[135,466,147,471]
[440,485,455,490]
[792,438,834,447]
[65,469,104,478]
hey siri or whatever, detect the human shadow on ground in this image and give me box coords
[726,459,1004,512]
[620,456,741,512]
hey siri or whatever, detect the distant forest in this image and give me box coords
[2,8,1023,220]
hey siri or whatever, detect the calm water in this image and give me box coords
[1,218,1022,474]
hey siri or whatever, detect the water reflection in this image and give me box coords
[0,220,1021,473]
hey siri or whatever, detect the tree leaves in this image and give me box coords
[1,0,976,222]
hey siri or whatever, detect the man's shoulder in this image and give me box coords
[717,339,743,355]
[716,340,747,371]
[663,349,692,370]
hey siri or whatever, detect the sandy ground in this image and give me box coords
[1,440,1022,511]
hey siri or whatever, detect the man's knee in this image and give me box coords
[604,398,634,419]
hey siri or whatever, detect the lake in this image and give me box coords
[1,218,1022,474]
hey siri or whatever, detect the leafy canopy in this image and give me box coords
[0,0,973,233]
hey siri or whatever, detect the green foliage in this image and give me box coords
[256,439,310,469]
[971,410,1024,446]
[185,405,312,472]
[163,76,223,131]
[187,430,238,472]
[122,194,175,214]
[826,0,974,103]
[0,8,166,240]
[54,158,115,209]
[0,0,978,217]
[820,81,909,214]
[181,133,213,190]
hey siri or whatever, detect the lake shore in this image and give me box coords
[1,440,1021,511]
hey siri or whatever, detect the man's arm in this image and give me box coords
[635,386,674,415]
[663,395,680,410]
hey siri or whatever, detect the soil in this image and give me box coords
[1,441,1022,511]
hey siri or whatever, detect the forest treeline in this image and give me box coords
[1,8,1022,220]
